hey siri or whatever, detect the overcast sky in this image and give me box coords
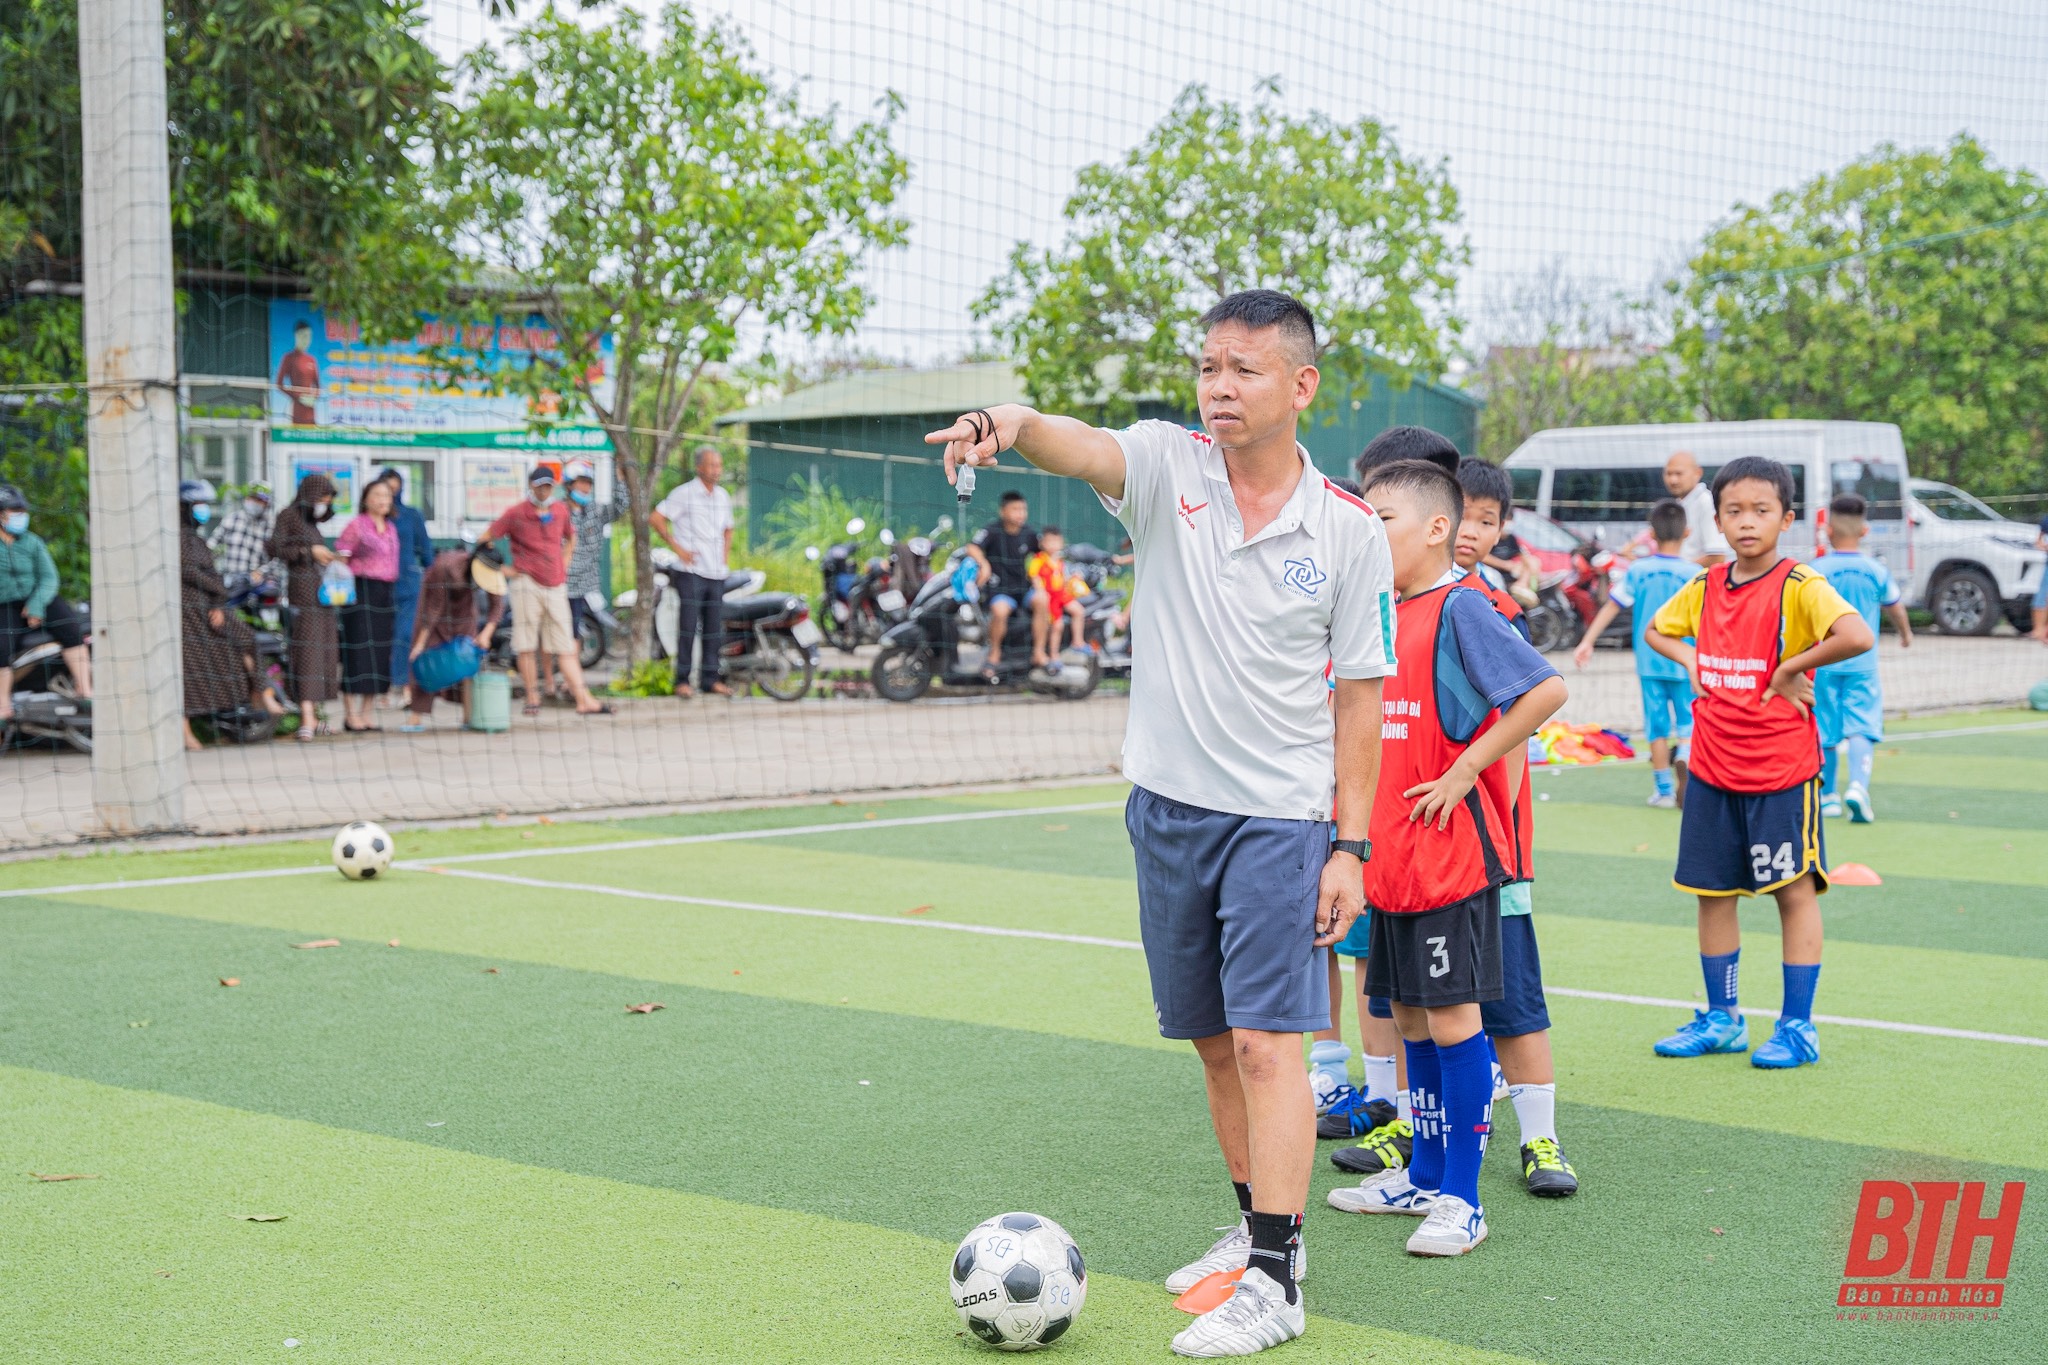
[428,0,2048,371]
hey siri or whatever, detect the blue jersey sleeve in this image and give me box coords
[1438,588,1560,744]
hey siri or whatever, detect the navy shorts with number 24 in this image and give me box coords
[1674,773,1829,898]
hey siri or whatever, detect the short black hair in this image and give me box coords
[293,319,311,332]
[1198,289,1318,368]
[1360,458,1463,528]
[1455,457,1512,516]
[999,490,1026,506]
[1356,425,1460,480]
[1711,456,1796,514]
[1327,475,1362,497]
[1649,498,1689,544]
[1829,492,1868,520]
[1039,523,1062,538]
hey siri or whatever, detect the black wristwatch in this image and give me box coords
[1330,838,1372,863]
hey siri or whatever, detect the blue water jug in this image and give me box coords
[411,637,482,695]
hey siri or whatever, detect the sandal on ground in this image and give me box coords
[706,682,733,697]
[295,726,317,743]
[672,685,694,699]
[399,721,428,734]
[577,702,615,716]
[522,703,542,717]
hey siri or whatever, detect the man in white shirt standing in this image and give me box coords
[1664,450,1730,567]
[929,290,1394,1358]
[651,446,735,698]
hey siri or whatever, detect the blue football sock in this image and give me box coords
[1403,1038,1444,1193]
[1782,962,1821,1022]
[1821,747,1840,797]
[1702,949,1739,1014]
[1654,766,1675,797]
[1847,736,1875,792]
[1435,1033,1493,1209]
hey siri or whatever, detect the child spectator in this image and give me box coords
[1813,494,1912,822]
[1450,457,1578,1198]
[1575,499,1700,807]
[1645,457,1872,1071]
[1326,460,1566,1256]
[1027,525,1088,659]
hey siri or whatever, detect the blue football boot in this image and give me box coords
[1653,1007,1749,1058]
[1751,1017,1821,1069]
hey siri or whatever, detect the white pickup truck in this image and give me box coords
[1904,478,2045,636]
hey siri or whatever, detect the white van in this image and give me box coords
[1503,420,2044,634]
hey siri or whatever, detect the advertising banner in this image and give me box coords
[268,300,616,432]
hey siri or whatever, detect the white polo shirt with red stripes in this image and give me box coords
[1099,420,1397,822]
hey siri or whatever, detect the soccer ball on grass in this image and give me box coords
[950,1212,1086,1350]
[331,821,394,880]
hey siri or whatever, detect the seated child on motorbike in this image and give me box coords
[1028,526,1089,659]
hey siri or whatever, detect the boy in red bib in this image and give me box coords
[1326,461,1566,1256]
[1645,457,1871,1070]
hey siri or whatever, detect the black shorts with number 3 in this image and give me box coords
[1362,889,1504,1009]
[1673,773,1829,898]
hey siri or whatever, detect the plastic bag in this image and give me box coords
[410,636,482,694]
[318,559,357,607]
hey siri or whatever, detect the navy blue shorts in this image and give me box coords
[1125,786,1330,1038]
[1674,773,1829,898]
[1480,910,1551,1038]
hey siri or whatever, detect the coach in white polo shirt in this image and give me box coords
[929,290,1393,1357]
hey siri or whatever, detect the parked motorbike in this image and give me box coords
[572,589,618,671]
[810,517,890,652]
[1522,533,1615,653]
[870,549,1100,702]
[5,610,92,754]
[646,551,819,701]
[1064,543,1132,678]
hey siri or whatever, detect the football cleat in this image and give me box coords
[1329,1118,1413,1175]
[1327,1167,1437,1216]
[1843,784,1874,824]
[1751,1017,1821,1069]
[1820,793,1845,820]
[1647,791,1678,809]
[1166,1224,1248,1294]
[1317,1091,1395,1141]
[1405,1195,1488,1256]
[1653,1007,1749,1058]
[1520,1137,1579,1197]
[1170,1267,1304,1357]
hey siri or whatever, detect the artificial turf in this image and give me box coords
[2,715,2044,1362]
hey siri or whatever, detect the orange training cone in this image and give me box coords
[1828,862,1883,886]
[1173,1267,1244,1314]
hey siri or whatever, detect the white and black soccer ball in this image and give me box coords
[331,821,394,880]
[950,1212,1086,1351]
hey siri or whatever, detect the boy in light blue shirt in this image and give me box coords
[1575,499,1698,808]
[1814,493,1913,822]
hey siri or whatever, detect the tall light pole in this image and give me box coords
[78,0,186,833]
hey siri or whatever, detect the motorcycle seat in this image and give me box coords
[723,593,797,624]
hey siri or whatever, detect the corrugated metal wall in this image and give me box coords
[742,375,1479,549]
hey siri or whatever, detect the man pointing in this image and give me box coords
[929,290,1394,1357]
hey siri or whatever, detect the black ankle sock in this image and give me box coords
[1232,1181,1254,1220]
[1245,1210,1302,1304]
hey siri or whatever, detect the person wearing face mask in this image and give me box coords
[0,484,92,723]
[551,458,621,694]
[482,466,612,717]
[206,483,283,587]
[178,479,283,749]
[266,472,343,739]
[373,468,435,706]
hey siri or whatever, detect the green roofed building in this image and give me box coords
[718,361,1481,550]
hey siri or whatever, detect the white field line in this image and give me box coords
[435,865,2048,1052]
[0,800,1126,902]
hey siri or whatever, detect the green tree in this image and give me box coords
[433,2,908,658]
[975,82,1465,425]
[1672,135,2048,495]
[1,0,445,319]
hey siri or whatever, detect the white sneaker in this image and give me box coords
[1844,784,1875,824]
[1327,1168,1438,1216]
[1311,1068,1349,1115]
[1405,1194,1488,1256]
[1646,791,1677,809]
[1170,1267,1305,1357]
[1491,1059,1510,1101]
[1820,794,1845,820]
[1165,1224,1248,1293]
